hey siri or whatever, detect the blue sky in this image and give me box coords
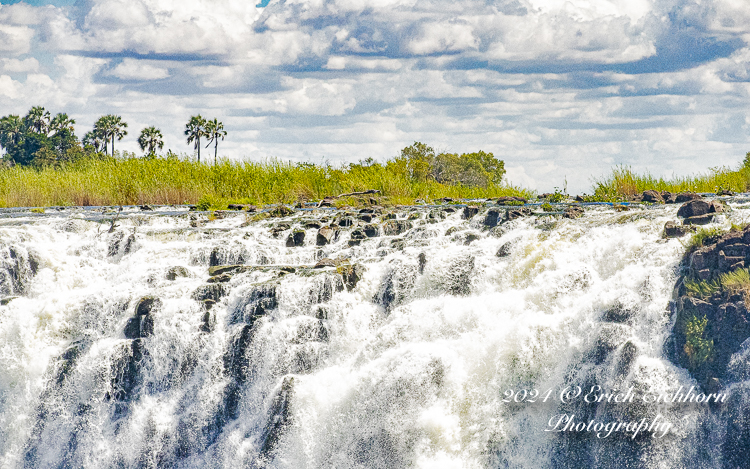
[1,0,750,192]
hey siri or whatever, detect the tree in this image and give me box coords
[24,106,51,135]
[82,131,105,153]
[94,115,128,156]
[49,113,76,136]
[0,115,24,149]
[204,118,227,165]
[138,126,164,156]
[185,115,207,162]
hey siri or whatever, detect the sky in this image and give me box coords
[1,0,750,193]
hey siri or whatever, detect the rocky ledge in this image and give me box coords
[668,225,750,392]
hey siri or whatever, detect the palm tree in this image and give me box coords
[24,106,51,134]
[82,131,105,153]
[94,115,128,156]
[49,113,76,136]
[204,118,227,165]
[0,115,24,149]
[138,126,164,156]
[185,115,207,163]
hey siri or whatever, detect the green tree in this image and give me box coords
[49,113,76,136]
[399,141,435,181]
[138,126,164,156]
[185,115,207,163]
[94,115,128,156]
[24,106,51,134]
[204,118,227,165]
[0,115,24,150]
[82,130,105,153]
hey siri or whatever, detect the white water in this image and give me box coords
[1,203,748,468]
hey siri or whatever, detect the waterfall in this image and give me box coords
[0,202,747,468]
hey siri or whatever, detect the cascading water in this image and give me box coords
[1,201,748,468]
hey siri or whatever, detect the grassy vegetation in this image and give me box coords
[592,165,749,200]
[0,154,533,208]
[685,265,750,300]
[683,315,713,370]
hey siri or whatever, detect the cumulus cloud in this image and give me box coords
[1,0,750,191]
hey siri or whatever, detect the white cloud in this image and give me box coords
[108,59,170,80]
[0,24,34,55]
[0,57,39,73]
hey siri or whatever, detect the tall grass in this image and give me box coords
[593,166,749,199]
[0,156,534,208]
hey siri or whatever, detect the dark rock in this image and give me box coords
[641,190,664,203]
[124,314,154,339]
[135,297,160,316]
[418,253,427,274]
[407,212,421,220]
[484,209,502,227]
[227,204,249,211]
[563,206,584,219]
[506,208,533,221]
[445,226,459,236]
[718,189,735,196]
[270,222,291,238]
[258,376,295,459]
[335,216,355,228]
[192,284,226,303]
[350,229,367,241]
[462,206,479,219]
[614,341,638,379]
[664,221,695,238]
[347,239,361,247]
[590,325,628,364]
[465,233,480,245]
[285,230,305,247]
[200,311,212,333]
[108,339,146,403]
[383,220,412,236]
[677,200,710,218]
[602,302,636,323]
[675,192,702,203]
[358,214,372,223]
[302,220,322,229]
[316,226,337,246]
[661,191,677,203]
[363,224,379,237]
[496,242,513,257]
[383,212,397,220]
[428,210,446,223]
[229,284,277,325]
[140,204,154,211]
[208,273,233,283]
[224,325,254,382]
[166,266,189,280]
[446,256,475,296]
[684,214,714,225]
[340,264,365,291]
[708,200,725,213]
[375,260,417,311]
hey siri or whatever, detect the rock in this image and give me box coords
[339,263,365,291]
[135,297,160,316]
[602,302,636,323]
[708,200,725,213]
[208,273,233,283]
[641,190,664,203]
[124,314,154,339]
[285,229,305,247]
[407,212,421,220]
[484,209,503,227]
[314,258,338,268]
[684,214,714,225]
[270,222,291,238]
[677,200,710,218]
[614,341,638,379]
[334,216,355,227]
[140,204,154,211]
[166,266,190,280]
[382,220,412,236]
[675,192,702,203]
[445,227,459,236]
[496,196,527,205]
[268,206,294,217]
[193,284,226,304]
[462,206,479,219]
[302,220,322,229]
[0,297,18,305]
[465,233,480,245]
[363,224,379,237]
[350,228,367,241]
[428,210,446,223]
[563,206,584,219]
[717,189,735,196]
[446,256,475,296]
[229,284,277,325]
[496,242,513,257]
[418,253,427,274]
[383,212,397,220]
[664,221,695,238]
[258,376,296,458]
[358,214,372,223]
[506,208,532,221]
[227,204,248,211]
[316,226,337,246]
[661,191,677,204]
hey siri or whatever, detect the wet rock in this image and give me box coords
[614,341,638,379]
[718,189,736,196]
[506,208,533,221]
[446,256,475,296]
[229,284,277,325]
[302,220,322,229]
[108,339,146,403]
[418,253,427,274]
[465,233,480,245]
[340,263,365,291]
[135,297,160,316]
[314,258,337,268]
[350,229,367,241]
[166,266,190,280]
[563,206,585,219]
[258,376,296,458]
[664,221,695,238]
[684,214,714,225]
[140,204,154,211]
[445,226,459,236]
[124,314,154,339]
[285,229,305,247]
[641,190,664,203]
[590,324,629,364]
[462,206,479,219]
[0,296,18,305]
[428,210,447,223]
[270,222,291,238]
[199,311,213,333]
[192,284,226,304]
[602,302,636,323]
[677,200,710,218]
[358,214,372,223]
[335,216,355,228]
[223,325,254,382]
[676,192,702,203]
[375,260,417,311]
[208,273,233,283]
[363,224,379,237]
[484,209,502,227]
[496,241,513,257]
[316,226,337,246]
[383,220,413,236]
[407,212,421,220]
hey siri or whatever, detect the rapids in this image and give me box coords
[1,201,749,468]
